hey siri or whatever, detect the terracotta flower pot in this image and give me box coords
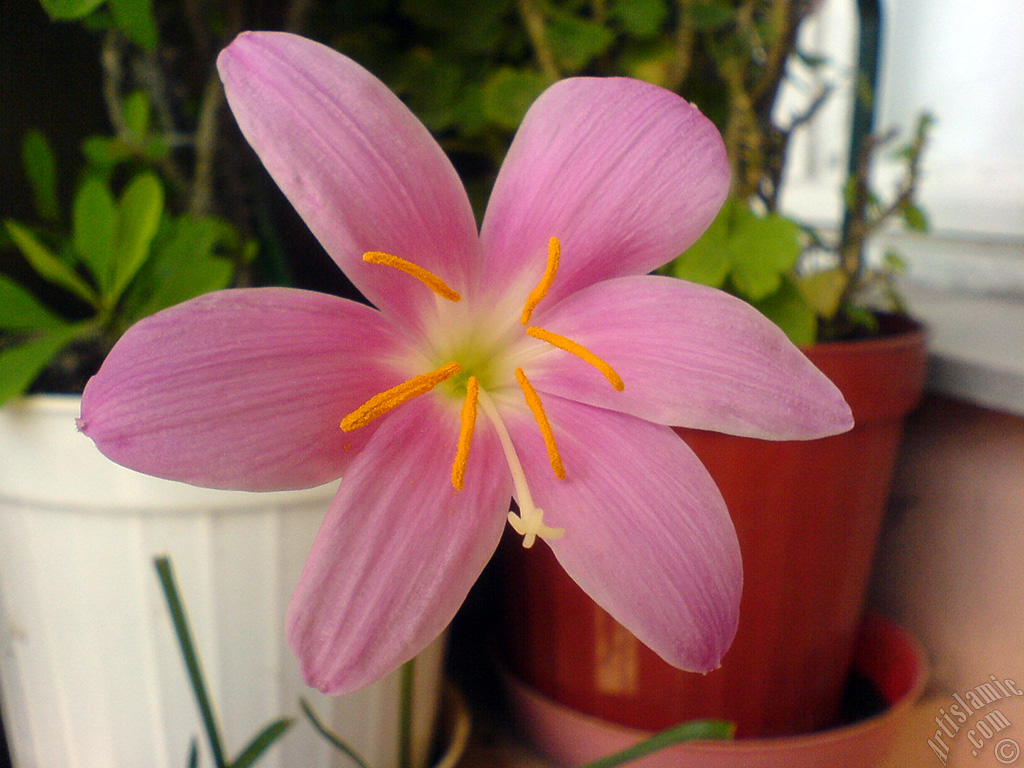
[506,613,928,768]
[499,316,927,737]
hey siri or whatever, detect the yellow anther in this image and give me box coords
[451,376,479,491]
[364,251,461,302]
[521,237,560,325]
[341,362,460,432]
[526,326,625,391]
[515,368,565,480]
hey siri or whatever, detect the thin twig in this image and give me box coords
[664,0,695,91]
[285,0,316,34]
[784,83,833,134]
[100,31,128,135]
[517,0,561,80]
[134,49,193,200]
[189,73,225,216]
[184,0,212,57]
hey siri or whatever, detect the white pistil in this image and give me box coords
[477,388,565,548]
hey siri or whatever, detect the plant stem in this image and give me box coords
[664,0,695,92]
[517,0,561,80]
[100,31,128,136]
[398,658,416,768]
[189,73,225,216]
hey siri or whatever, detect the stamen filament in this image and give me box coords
[451,376,479,491]
[477,388,564,548]
[515,368,566,480]
[341,362,460,432]
[364,251,461,302]
[526,326,625,392]
[521,237,560,325]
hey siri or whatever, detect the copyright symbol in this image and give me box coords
[996,738,1021,765]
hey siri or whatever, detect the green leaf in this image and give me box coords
[399,0,512,51]
[229,719,293,768]
[844,304,879,334]
[482,68,551,131]
[0,274,65,330]
[795,49,830,69]
[901,202,929,232]
[728,207,803,301]
[394,52,463,132]
[755,281,817,347]
[883,249,907,274]
[108,0,158,50]
[579,719,734,768]
[301,698,372,768]
[4,220,98,307]
[122,90,152,140]
[687,0,735,32]
[82,135,131,170]
[119,216,235,325]
[109,172,164,302]
[38,0,106,20]
[670,200,733,287]
[0,324,85,407]
[609,0,668,38]
[141,133,171,162]
[22,130,60,222]
[547,12,616,71]
[796,268,848,320]
[73,176,118,292]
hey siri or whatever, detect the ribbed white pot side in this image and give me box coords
[0,395,445,768]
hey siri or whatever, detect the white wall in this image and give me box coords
[778,0,1024,294]
[882,0,1024,239]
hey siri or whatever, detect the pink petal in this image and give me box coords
[217,33,481,330]
[528,275,853,439]
[287,395,511,694]
[503,395,741,672]
[479,77,729,308]
[79,288,412,490]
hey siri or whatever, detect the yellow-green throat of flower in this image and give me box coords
[339,237,624,547]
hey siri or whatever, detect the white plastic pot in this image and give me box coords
[0,395,445,768]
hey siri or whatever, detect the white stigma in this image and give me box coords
[477,388,565,548]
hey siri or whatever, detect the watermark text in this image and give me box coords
[928,675,1022,765]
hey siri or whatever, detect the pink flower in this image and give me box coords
[78,32,852,695]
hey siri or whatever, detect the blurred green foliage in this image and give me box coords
[1,125,252,405]
[40,0,158,49]
[3,0,933,404]
[314,0,930,344]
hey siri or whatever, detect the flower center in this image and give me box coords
[340,238,623,546]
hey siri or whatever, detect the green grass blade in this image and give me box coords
[154,556,228,768]
[300,698,372,768]
[578,719,735,768]
[228,718,293,768]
